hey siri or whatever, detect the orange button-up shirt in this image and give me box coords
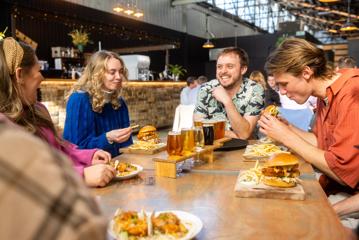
[313,69,359,189]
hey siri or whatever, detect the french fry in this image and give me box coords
[130,124,140,130]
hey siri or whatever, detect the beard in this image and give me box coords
[219,75,242,90]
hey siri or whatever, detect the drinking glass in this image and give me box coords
[202,123,214,145]
[166,131,184,175]
[166,131,182,156]
[193,126,205,165]
[213,120,226,140]
[180,128,195,155]
[194,127,205,150]
[180,128,195,169]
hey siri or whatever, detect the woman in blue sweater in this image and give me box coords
[64,51,133,157]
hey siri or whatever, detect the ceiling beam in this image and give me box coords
[276,0,359,20]
[172,0,206,6]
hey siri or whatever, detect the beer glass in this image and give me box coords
[202,123,214,145]
[214,120,226,140]
[194,127,205,150]
[181,128,195,154]
[193,113,204,127]
[193,126,205,165]
[166,131,182,156]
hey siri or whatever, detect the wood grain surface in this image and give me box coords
[94,140,347,239]
[93,171,346,240]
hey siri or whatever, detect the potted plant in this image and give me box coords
[68,29,91,52]
[168,64,187,81]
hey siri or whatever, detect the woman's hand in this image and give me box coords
[106,127,132,144]
[83,164,116,187]
[258,113,293,143]
[92,150,111,165]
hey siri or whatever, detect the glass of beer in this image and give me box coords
[202,123,214,145]
[166,131,182,156]
[194,126,205,150]
[193,113,204,127]
[213,120,226,140]
[193,126,205,165]
[181,128,195,154]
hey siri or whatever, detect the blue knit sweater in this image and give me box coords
[63,91,133,157]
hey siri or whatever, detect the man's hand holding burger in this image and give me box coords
[258,111,294,144]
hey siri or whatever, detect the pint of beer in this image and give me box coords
[214,120,226,140]
[194,127,205,149]
[166,131,182,156]
[202,124,214,145]
[181,128,195,154]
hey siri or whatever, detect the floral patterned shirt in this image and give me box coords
[194,78,265,128]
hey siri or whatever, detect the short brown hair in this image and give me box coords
[337,56,357,69]
[217,47,249,67]
[265,38,334,79]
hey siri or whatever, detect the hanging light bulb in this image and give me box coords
[340,0,359,31]
[134,10,144,18]
[124,2,134,15]
[202,39,215,48]
[202,15,215,49]
[113,4,124,13]
[133,0,144,18]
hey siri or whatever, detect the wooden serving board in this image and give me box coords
[234,174,305,201]
[121,144,166,155]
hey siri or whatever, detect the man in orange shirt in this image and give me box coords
[258,39,359,223]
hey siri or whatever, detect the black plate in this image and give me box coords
[215,138,248,151]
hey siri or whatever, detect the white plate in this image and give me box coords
[108,210,203,240]
[113,163,143,180]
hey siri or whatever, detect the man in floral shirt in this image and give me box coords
[194,47,264,139]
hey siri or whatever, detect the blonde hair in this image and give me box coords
[265,38,334,79]
[70,50,128,113]
[249,71,266,89]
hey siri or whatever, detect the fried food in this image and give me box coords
[152,212,188,238]
[113,210,148,238]
[111,161,137,177]
[243,143,289,158]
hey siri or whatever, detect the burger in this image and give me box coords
[264,104,279,117]
[137,125,161,143]
[261,153,300,188]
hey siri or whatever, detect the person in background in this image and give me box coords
[258,38,359,228]
[336,56,357,70]
[0,115,107,240]
[180,76,198,105]
[191,75,208,100]
[0,37,115,187]
[249,70,266,89]
[64,51,133,157]
[250,71,280,107]
[194,47,265,139]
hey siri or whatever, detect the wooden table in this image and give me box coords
[93,147,347,239]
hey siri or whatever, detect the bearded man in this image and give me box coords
[194,47,264,139]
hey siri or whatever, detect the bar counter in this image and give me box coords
[40,79,186,131]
